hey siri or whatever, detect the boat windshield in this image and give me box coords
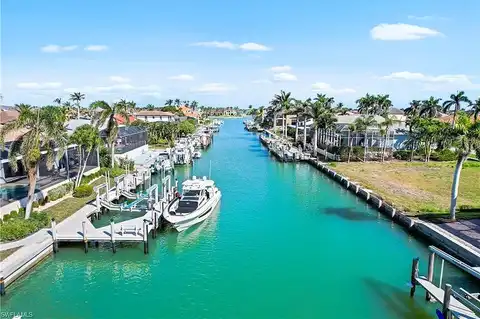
[183,190,202,197]
[176,199,199,214]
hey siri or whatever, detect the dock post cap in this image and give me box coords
[51,217,55,222]
[110,218,114,222]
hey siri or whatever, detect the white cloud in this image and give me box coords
[270,65,291,72]
[84,45,108,51]
[41,45,78,53]
[192,41,271,51]
[238,42,271,51]
[169,74,195,81]
[64,84,160,94]
[380,71,480,91]
[273,73,297,82]
[192,41,236,50]
[141,92,162,98]
[407,15,448,21]
[311,82,356,94]
[191,83,235,94]
[109,76,131,83]
[17,82,62,89]
[370,23,443,40]
[252,79,272,84]
[381,71,471,83]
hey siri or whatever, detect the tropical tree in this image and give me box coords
[0,105,68,218]
[468,98,480,123]
[305,102,323,156]
[378,114,398,161]
[254,106,266,126]
[146,104,155,110]
[69,124,102,186]
[347,122,361,163]
[404,100,422,118]
[356,93,376,115]
[299,99,312,148]
[272,90,293,138]
[420,96,442,118]
[404,100,423,161]
[291,100,304,142]
[69,92,86,119]
[190,100,199,110]
[165,99,173,106]
[376,94,393,116]
[53,97,62,105]
[443,91,471,128]
[336,102,349,115]
[174,99,181,107]
[354,115,377,162]
[448,113,480,220]
[90,100,132,168]
[183,100,190,107]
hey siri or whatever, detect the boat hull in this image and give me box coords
[163,191,221,232]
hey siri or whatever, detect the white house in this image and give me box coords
[135,110,177,123]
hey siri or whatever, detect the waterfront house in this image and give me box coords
[0,119,101,216]
[134,110,177,123]
[179,106,199,120]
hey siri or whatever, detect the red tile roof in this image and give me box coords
[179,105,199,118]
[114,114,136,124]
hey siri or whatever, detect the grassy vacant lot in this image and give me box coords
[333,161,480,216]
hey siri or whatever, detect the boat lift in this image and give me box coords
[409,246,480,319]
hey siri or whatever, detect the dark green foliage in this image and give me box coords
[430,149,457,161]
[393,150,410,160]
[47,182,73,201]
[0,211,49,241]
[99,145,111,168]
[73,184,93,198]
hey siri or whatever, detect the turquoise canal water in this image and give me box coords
[1,119,478,318]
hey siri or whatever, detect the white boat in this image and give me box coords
[162,176,221,232]
[193,150,202,159]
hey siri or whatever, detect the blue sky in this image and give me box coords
[2,0,480,108]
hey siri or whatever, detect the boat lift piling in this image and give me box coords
[51,218,58,253]
[110,219,116,254]
[82,221,88,253]
[409,246,480,319]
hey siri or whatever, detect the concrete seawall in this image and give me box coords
[307,159,480,266]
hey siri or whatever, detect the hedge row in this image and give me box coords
[0,211,49,242]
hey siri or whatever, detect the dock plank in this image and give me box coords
[415,277,478,318]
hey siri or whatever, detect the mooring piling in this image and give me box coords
[0,276,5,296]
[82,221,88,253]
[443,284,452,319]
[51,218,58,253]
[110,219,116,253]
[410,257,419,297]
[143,219,149,255]
[426,251,435,301]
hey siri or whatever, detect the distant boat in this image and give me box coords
[193,150,202,159]
[162,176,221,232]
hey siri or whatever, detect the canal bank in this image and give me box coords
[1,118,478,319]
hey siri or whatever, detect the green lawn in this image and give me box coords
[332,161,480,216]
[43,177,112,222]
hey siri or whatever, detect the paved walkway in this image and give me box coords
[438,219,480,251]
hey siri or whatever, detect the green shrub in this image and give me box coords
[393,150,410,160]
[464,161,480,168]
[73,184,93,198]
[99,146,111,168]
[10,210,17,215]
[459,205,480,212]
[3,214,12,222]
[0,210,49,241]
[33,201,40,208]
[18,208,25,217]
[430,149,457,161]
[110,167,125,178]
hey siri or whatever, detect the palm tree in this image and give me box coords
[347,122,361,163]
[420,96,442,118]
[190,100,199,111]
[69,124,101,186]
[468,98,480,123]
[254,106,265,126]
[443,91,471,128]
[69,92,85,119]
[53,97,62,106]
[300,99,312,148]
[183,100,190,107]
[405,100,422,161]
[291,100,304,143]
[174,99,181,107]
[354,115,377,162]
[356,93,376,115]
[146,104,155,110]
[378,114,399,161]
[0,105,68,218]
[305,102,323,156]
[336,102,349,115]
[90,100,132,168]
[165,99,173,106]
[376,94,393,116]
[272,90,293,138]
[448,113,480,220]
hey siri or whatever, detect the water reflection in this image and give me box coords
[323,207,378,222]
[166,205,221,253]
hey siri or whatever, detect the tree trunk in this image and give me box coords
[111,143,115,168]
[364,130,367,162]
[313,127,318,157]
[449,155,467,220]
[25,165,38,219]
[76,149,92,187]
[77,104,80,119]
[410,146,415,162]
[303,118,307,148]
[295,116,299,142]
[76,146,83,186]
[348,138,353,163]
[382,134,387,162]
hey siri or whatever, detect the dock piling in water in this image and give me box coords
[0,276,5,296]
[51,218,58,253]
[143,220,149,254]
[410,257,419,297]
[426,252,435,301]
[82,221,88,253]
[443,284,452,319]
[110,219,116,254]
